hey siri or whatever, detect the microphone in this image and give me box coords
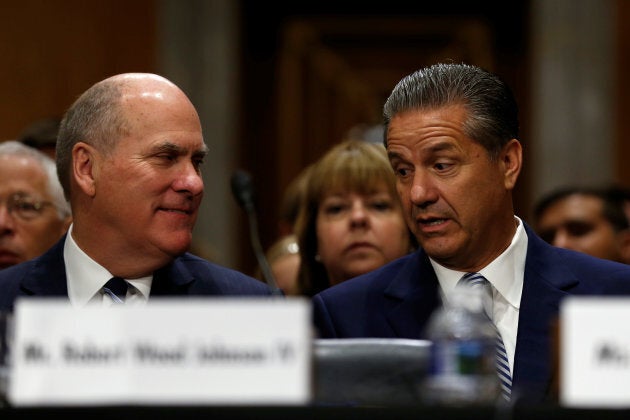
[230,169,256,213]
[230,169,281,294]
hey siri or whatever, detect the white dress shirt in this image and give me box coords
[63,224,152,307]
[430,216,527,376]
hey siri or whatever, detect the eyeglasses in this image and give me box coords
[0,193,55,221]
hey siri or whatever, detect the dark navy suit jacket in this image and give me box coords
[0,235,276,312]
[312,223,630,403]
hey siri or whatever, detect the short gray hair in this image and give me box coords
[56,78,129,200]
[0,141,71,219]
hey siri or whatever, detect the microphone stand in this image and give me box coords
[244,205,279,292]
[231,170,282,294]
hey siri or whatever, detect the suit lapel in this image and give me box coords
[150,255,196,296]
[373,224,575,401]
[384,250,441,339]
[21,237,69,296]
[513,224,574,400]
[20,244,200,297]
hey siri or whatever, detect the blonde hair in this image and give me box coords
[294,139,414,296]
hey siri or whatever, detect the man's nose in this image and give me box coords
[0,204,16,233]
[409,171,438,207]
[173,164,204,196]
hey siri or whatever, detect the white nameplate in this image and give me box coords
[560,296,630,407]
[8,297,311,406]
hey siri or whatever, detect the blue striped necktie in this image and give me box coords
[103,277,128,304]
[458,272,512,402]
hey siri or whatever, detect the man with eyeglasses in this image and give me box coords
[0,141,71,269]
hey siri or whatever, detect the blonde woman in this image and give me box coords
[294,139,416,296]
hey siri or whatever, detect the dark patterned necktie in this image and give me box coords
[458,272,512,402]
[103,277,128,303]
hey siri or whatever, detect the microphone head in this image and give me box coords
[230,169,255,211]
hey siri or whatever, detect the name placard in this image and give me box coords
[8,297,311,406]
[560,296,630,407]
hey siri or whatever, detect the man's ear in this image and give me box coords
[72,142,99,197]
[501,139,522,190]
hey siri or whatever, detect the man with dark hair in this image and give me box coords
[16,116,61,159]
[311,63,630,404]
[534,186,630,264]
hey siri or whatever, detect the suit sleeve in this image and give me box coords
[312,294,339,338]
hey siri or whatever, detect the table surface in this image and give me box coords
[2,404,630,420]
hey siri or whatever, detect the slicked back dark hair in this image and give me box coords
[383,62,519,160]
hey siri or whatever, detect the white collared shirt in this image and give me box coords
[64,224,152,307]
[430,216,527,375]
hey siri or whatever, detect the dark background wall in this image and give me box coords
[1,0,628,276]
[236,1,531,274]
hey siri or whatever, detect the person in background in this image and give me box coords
[258,233,301,295]
[311,63,630,404]
[16,116,61,159]
[608,185,630,224]
[277,164,312,238]
[0,141,71,269]
[0,73,275,310]
[294,139,416,296]
[533,185,630,264]
[254,165,312,295]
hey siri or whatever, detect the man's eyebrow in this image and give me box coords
[151,141,208,157]
[197,143,209,157]
[151,142,183,154]
[421,140,459,154]
[388,141,457,159]
[387,150,404,161]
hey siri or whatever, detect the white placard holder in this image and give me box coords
[8,297,312,406]
[560,296,630,407]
